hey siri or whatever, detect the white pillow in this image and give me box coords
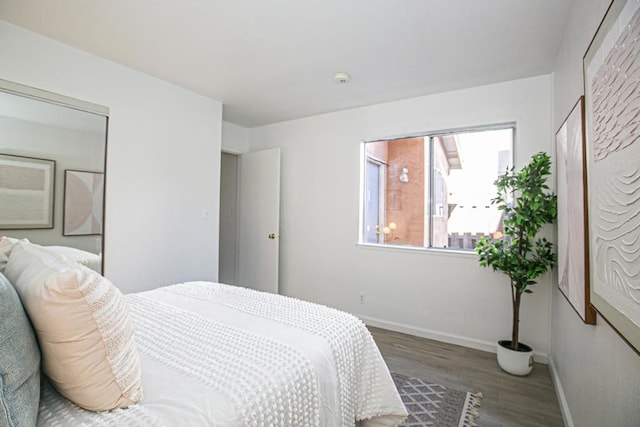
[0,237,28,274]
[4,242,143,411]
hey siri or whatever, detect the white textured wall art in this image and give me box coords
[592,166,640,318]
[591,5,640,162]
[584,0,640,352]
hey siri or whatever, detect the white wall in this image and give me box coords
[0,21,223,293]
[248,75,554,358]
[222,121,249,154]
[551,1,640,426]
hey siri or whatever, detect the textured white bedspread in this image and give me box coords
[37,281,407,426]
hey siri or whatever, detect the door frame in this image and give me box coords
[219,150,241,285]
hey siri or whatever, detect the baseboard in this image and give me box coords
[359,315,549,364]
[548,356,574,427]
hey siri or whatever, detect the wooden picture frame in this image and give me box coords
[584,0,640,353]
[555,97,596,324]
[63,170,104,236]
[0,153,55,229]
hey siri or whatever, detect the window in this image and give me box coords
[360,125,514,251]
[364,157,385,243]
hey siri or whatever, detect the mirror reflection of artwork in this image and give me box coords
[0,154,55,229]
[63,170,104,236]
[1,79,108,274]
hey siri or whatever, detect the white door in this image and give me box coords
[237,148,281,293]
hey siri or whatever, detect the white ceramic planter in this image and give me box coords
[496,340,534,376]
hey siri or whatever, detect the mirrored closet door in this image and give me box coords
[0,79,108,274]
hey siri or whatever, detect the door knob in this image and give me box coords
[268,233,276,239]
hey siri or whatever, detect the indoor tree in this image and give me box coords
[475,152,557,351]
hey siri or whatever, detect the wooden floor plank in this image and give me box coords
[369,326,564,427]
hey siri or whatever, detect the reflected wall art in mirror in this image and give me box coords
[0,79,108,274]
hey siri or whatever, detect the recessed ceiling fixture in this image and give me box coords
[333,72,351,83]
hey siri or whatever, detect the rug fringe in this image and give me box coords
[458,392,483,427]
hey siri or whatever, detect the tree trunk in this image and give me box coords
[512,289,522,350]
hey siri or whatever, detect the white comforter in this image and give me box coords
[38,282,407,426]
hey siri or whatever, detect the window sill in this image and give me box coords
[355,242,478,258]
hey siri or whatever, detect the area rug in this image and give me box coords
[391,372,483,427]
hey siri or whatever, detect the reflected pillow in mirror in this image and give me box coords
[0,237,28,274]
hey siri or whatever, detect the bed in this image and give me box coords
[0,239,407,427]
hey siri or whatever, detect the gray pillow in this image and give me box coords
[0,272,40,427]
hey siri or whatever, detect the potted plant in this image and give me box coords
[475,152,557,376]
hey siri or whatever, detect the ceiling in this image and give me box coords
[0,0,576,128]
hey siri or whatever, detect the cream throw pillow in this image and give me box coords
[4,242,143,411]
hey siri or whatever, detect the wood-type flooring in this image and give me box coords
[370,327,564,427]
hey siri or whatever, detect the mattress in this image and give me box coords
[37,281,407,426]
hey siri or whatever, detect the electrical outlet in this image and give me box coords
[359,293,365,304]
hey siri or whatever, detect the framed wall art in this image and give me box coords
[63,170,104,236]
[0,153,55,229]
[556,97,597,324]
[584,0,640,353]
